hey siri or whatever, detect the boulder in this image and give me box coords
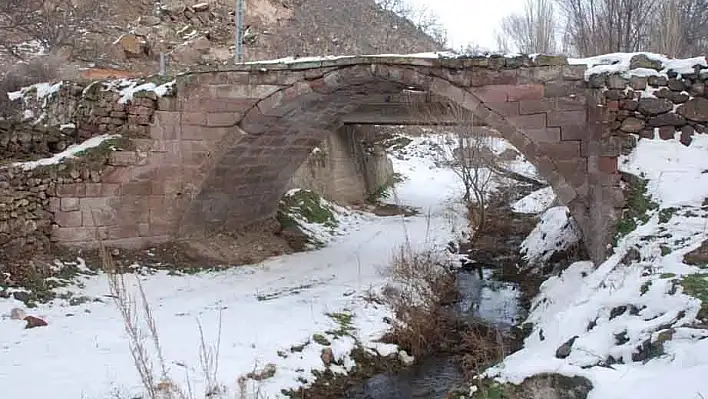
[169,36,211,65]
[161,0,186,14]
[619,117,645,133]
[677,97,708,122]
[629,54,662,71]
[637,98,673,116]
[116,34,150,59]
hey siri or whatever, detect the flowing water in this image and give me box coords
[345,268,521,399]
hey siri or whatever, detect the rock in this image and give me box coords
[191,2,210,12]
[533,55,568,66]
[647,113,686,127]
[629,76,647,90]
[684,239,708,266]
[587,74,606,89]
[320,347,334,366]
[245,363,276,381]
[116,34,150,59]
[10,307,26,320]
[139,15,161,26]
[629,54,663,71]
[516,373,593,399]
[619,117,645,133]
[637,98,673,116]
[667,78,687,91]
[607,74,628,90]
[555,335,579,359]
[12,291,30,303]
[677,97,708,122]
[398,350,415,366]
[161,0,186,14]
[170,36,211,65]
[680,125,694,146]
[24,315,48,329]
[648,75,668,87]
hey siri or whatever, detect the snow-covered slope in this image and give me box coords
[485,134,708,399]
[0,133,469,399]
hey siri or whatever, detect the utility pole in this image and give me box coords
[235,0,245,62]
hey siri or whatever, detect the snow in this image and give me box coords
[7,81,63,103]
[512,186,555,214]
[520,206,581,266]
[103,79,176,104]
[484,134,708,399]
[0,133,469,399]
[569,52,707,80]
[8,134,120,171]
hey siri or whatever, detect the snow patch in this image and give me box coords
[9,134,120,171]
[520,206,581,266]
[512,186,555,214]
[569,52,707,80]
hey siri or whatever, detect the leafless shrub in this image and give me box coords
[0,0,103,61]
[412,100,500,243]
[458,321,507,376]
[381,243,459,358]
[100,239,225,399]
[0,56,62,117]
[499,0,558,54]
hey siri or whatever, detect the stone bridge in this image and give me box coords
[52,54,694,265]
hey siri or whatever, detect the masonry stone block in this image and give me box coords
[509,113,547,129]
[548,110,587,127]
[526,127,561,142]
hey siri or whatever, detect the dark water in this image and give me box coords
[345,269,520,399]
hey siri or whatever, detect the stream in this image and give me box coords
[344,268,522,399]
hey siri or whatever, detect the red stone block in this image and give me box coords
[525,128,561,143]
[507,84,545,101]
[54,211,83,228]
[598,156,618,173]
[547,110,587,127]
[509,113,547,129]
[486,101,520,117]
[470,85,509,103]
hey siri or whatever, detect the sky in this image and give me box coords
[410,0,526,50]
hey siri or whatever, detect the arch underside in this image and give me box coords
[177,70,589,248]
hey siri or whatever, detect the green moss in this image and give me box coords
[325,311,355,338]
[658,207,678,224]
[278,189,337,228]
[679,273,708,320]
[660,273,677,279]
[312,333,331,346]
[660,245,672,256]
[366,173,404,204]
[615,177,659,243]
[640,281,652,295]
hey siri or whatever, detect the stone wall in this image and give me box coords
[0,79,163,270]
[590,69,708,148]
[287,125,394,204]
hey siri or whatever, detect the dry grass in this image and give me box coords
[0,55,62,116]
[99,240,227,399]
[380,241,459,358]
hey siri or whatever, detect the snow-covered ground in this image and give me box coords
[485,134,708,399]
[0,135,470,399]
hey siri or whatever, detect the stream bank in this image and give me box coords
[288,181,560,399]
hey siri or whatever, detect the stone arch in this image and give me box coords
[172,60,605,260]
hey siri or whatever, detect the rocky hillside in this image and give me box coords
[0,0,442,79]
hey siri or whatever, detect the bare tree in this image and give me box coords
[648,0,708,57]
[556,0,659,56]
[0,0,102,61]
[376,0,448,48]
[499,0,558,54]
